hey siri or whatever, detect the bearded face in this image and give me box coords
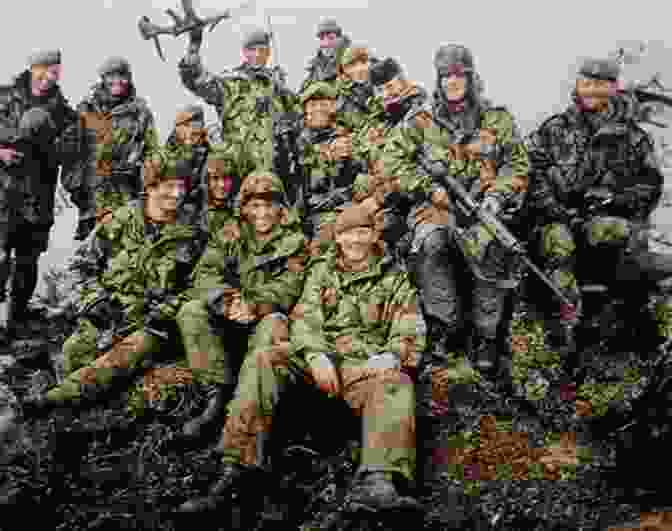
[575,77,615,112]
[30,64,61,97]
[304,98,337,129]
[241,47,272,66]
[103,72,130,97]
[342,59,369,83]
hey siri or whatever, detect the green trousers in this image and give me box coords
[218,347,416,481]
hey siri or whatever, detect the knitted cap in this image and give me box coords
[27,49,61,67]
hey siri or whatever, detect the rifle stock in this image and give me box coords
[429,162,576,309]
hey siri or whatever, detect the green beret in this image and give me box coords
[316,18,342,37]
[578,58,620,81]
[434,44,474,73]
[98,56,132,77]
[300,81,338,104]
[27,49,61,67]
[241,28,270,49]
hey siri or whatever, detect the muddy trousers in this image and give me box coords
[176,299,291,386]
[218,347,416,482]
[46,330,164,402]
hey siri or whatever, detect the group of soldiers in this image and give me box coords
[1,15,667,514]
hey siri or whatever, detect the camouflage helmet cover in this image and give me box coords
[144,148,190,188]
[434,44,474,75]
[316,18,342,37]
[207,142,242,176]
[239,171,286,206]
[241,27,271,49]
[578,57,620,81]
[98,56,132,77]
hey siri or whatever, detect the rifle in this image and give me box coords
[421,157,576,310]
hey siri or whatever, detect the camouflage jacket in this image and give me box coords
[188,213,309,316]
[290,251,425,367]
[296,125,361,215]
[71,199,203,333]
[426,96,530,218]
[178,58,297,154]
[527,94,663,223]
[299,36,352,93]
[206,205,235,244]
[76,83,159,191]
[0,70,86,225]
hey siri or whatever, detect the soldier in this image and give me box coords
[178,26,297,185]
[295,81,363,254]
[0,49,91,341]
[420,44,529,377]
[175,170,309,443]
[298,18,351,94]
[21,149,202,416]
[335,45,382,132]
[178,203,424,514]
[75,56,160,239]
[526,57,663,350]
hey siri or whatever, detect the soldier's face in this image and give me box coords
[176,120,205,145]
[336,227,376,262]
[342,59,369,83]
[104,73,130,97]
[208,168,234,201]
[241,47,271,66]
[380,77,406,108]
[319,32,339,49]
[441,73,467,102]
[305,98,336,129]
[575,77,614,112]
[150,178,187,214]
[244,198,282,236]
[30,64,61,97]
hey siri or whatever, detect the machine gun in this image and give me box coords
[138,0,253,61]
[421,157,577,312]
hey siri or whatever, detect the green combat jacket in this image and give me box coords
[187,212,308,318]
[178,57,297,169]
[290,251,426,366]
[72,200,203,339]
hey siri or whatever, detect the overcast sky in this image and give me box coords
[2,0,671,144]
[3,0,671,291]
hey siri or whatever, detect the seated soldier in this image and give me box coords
[174,170,309,443]
[178,203,425,513]
[21,149,203,416]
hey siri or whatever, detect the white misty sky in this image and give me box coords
[2,0,671,143]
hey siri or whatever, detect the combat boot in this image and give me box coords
[346,471,421,512]
[177,462,264,513]
[180,384,231,443]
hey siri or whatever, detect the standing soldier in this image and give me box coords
[0,50,91,341]
[419,44,529,378]
[178,26,297,187]
[175,170,309,444]
[76,56,160,238]
[526,57,663,351]
[178,203,424,514]
[298,18,351,94]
